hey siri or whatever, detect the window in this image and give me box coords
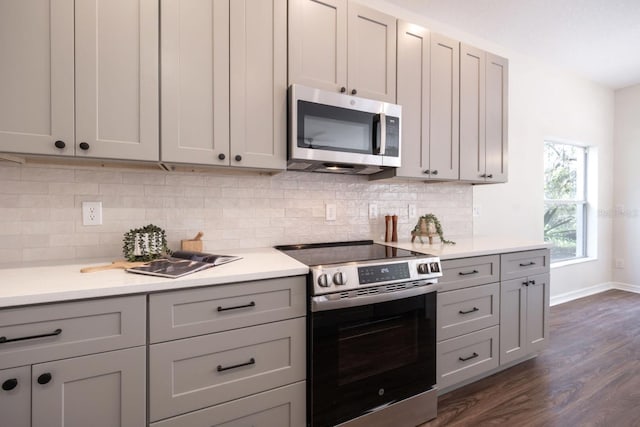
[544,141,588,262]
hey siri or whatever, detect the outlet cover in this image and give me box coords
[369,204,378,219]
[408,204,417,218]
[82,201,103,226]
[325,203,337,221]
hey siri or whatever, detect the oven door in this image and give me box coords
[309,290,436,427]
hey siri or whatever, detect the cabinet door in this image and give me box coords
[395,20,430,179]
[75,0,159,161]
[161,0,230,165]
[500,277,528,365]
[485,53,508,182]
[32,347,146,427]
[429,33,459,180]
[526,273,550,354]
[229,0,287,170]
[459,44,486,182]
[347,3,396,102]
[288,0,347,92]
[0,366,31,427]
[0,0,74,156]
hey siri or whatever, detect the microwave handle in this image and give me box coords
[374,113,387,155]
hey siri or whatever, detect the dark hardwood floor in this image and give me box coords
[420,289,640,427]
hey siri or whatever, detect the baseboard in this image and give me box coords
[551,282,640,306]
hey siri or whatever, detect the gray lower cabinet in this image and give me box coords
[32,347,146,427]
[500,273,550,365]
[148,276,307,426]
[0,295,147,427]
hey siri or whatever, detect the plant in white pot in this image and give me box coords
[122,224,170,262]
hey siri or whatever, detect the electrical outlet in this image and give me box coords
[615,259,625,269]
[325,203,337,221]
[82,201,103,226]
[408,204,417,218]
[473,206,481,217]
[369,203,378,219]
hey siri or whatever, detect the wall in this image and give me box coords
[613,84,640,285]
[371,0,616,298]
[0,162,472,267]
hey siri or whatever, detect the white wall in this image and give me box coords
[613,84,640,285]
[372,0,616,298]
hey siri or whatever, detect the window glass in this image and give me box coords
[544,141,588,262]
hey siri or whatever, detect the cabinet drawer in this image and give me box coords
[150,381,306,427]
[437,326,499,390]
[149,317,305,422]
[0,296,146,369]
[149,276,306,343]
[438,282,499,341]
[439,255,500,291]
[501,249,550,280]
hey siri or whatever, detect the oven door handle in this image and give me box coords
[311,283,438,312]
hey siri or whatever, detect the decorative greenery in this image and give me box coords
[122,224,170,262]
[412,213,455,245]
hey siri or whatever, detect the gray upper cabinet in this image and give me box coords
[0,0,159,161]
[289,0,396,102]
[379,22,458,181]
[460,43,508,183]
[161,0,286,170]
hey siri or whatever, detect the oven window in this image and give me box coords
[298,101,374,153]
[338,313,418,386]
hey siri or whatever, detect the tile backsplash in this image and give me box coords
[0,162,472,267]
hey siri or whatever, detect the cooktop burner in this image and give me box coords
[274,240,419,266]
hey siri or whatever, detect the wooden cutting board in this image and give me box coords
[80,260,147,273]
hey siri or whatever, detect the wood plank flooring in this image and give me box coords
[420,289,640,427]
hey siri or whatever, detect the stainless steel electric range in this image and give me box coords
[275,240,442,427]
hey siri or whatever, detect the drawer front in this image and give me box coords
[438,283,499,341]
[437,326,499,390]
[501,249,550,280]
[0,296,146,369]
[150,381,306,427]
[149,317,306,422]
[0,365,31,427]
[439,255,500,291]
[149,276,306,343]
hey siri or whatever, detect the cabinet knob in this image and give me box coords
[54,140,66,149]
[234,155,242,162]
[78,142,90,151]
[522,281,529,286]
[480,173,486,178]
[37,373,52,385]
[529,280,536,285]
[218,153,226,160]
[487,174,493,179]
[423,170,430,174]
[2,378,17,391]
[431,170,438,175]
[351,89,357,95]
[340,87,346,93]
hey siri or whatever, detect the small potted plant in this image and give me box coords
[411,214,455,245]
[122,224,170,262]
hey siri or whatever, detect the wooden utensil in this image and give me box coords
[80,260,147,273]
[181,231,204,252]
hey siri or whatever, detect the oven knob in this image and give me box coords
[417,263,429,274]
[317,273,330,287]
[333,272,347,286]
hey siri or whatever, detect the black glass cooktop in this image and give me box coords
[275,240,420,266]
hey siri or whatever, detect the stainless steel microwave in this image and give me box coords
[288,84,402,174]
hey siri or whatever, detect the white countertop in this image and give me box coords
[0,237,550,308]
[379,236,551,260]
[0,248,308,308]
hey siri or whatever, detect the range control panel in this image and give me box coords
[310,256,442,296]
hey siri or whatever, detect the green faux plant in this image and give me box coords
[411,213,455,245]
[122,224,170,262]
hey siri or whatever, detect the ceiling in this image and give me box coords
[385,0,640,89]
